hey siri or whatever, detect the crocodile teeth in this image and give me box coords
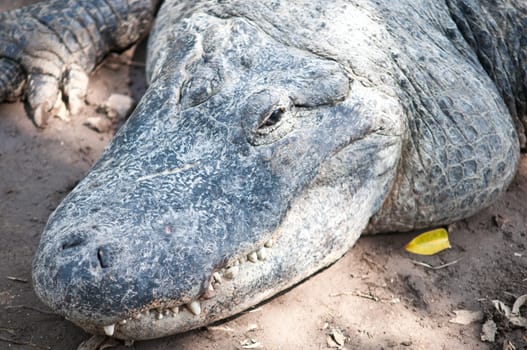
[156,309,164,320]
[201,281,216,300]
[264,238,274,248]
[187,301,201,315]
[256,247,267,260]
[224,265,239,279]
[171,306,179,314]
[247,251,258,263]
[212,272,222,283]
[103,324,115,336]
[118,319,127,325]
[163,309,171,316]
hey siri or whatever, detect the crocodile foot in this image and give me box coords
[0,5,92,126]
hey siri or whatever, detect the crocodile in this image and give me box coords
[0,0,525,341]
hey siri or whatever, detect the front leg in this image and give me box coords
[0,0,155,126]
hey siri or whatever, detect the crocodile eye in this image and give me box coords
[258,107,285,131]
[242,90,296,145]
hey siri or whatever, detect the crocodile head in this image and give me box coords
[32,13,402,339]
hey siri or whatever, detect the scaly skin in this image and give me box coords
[446,0,527,146]
[0,0,524,342]
[0,0,155,125]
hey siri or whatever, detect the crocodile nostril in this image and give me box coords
[97,244,119,269]
[97,248,107,268]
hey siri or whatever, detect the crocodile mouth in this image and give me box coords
[86,238,277,340]
[69,234,289,340]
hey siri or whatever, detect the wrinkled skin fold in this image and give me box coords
[7,0,521,340]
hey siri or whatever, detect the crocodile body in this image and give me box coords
[0,0,524,341]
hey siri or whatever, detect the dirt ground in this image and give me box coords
[1,2,527,350]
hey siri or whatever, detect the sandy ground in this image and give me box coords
[1,2,527,350]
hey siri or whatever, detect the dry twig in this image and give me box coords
[330,290,380,302]
[6,276,28,283]
[411,258,461,270]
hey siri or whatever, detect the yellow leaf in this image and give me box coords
[404,228,451,255]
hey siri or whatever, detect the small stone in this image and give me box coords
[246,323,258,332]
[326,335,339,348]
[241,339,262,349]
[449,309,484,325]
[104,93,135,119]
[492,214,508,230]
[330,328,346,346]
[481,319,497,342]
[84,116,112,133]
